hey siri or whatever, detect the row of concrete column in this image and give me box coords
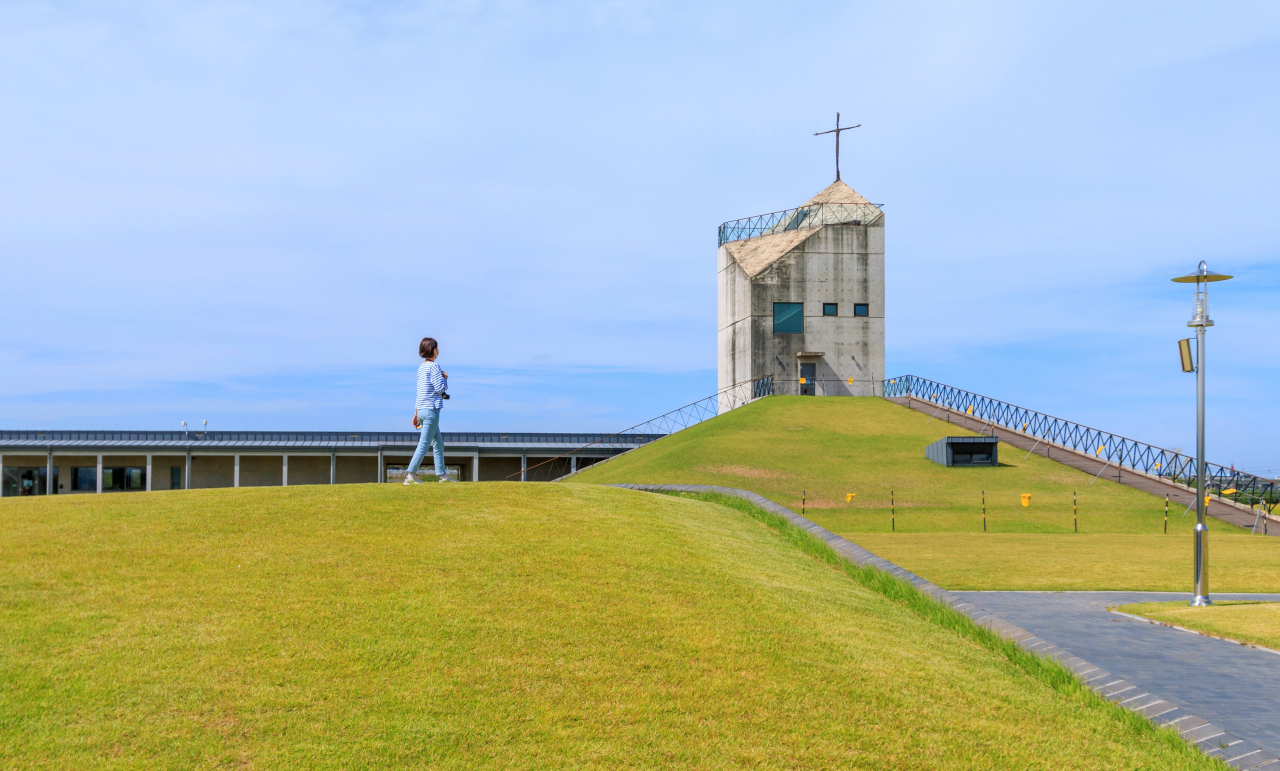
[0,452,598,495]
[0,450,504,495]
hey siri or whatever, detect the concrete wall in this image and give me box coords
[153,456,186,490]
[192,455,234,489]
[337,456,378,484]
[718,221,885,397]
[286,456,330,486]
[717,247,754,393]
[478,457,521,481]
[239,455,283,487]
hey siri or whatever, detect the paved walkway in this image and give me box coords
[955,591,1280,759]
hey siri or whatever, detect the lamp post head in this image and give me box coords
[1172,261,1233,285]
[1173,261,1231,328]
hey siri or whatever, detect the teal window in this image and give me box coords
[822,303,838,316]
[773,302,803,334]
[854,303,869,317]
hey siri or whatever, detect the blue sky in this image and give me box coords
[2,2,1278,473]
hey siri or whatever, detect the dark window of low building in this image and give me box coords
[73,467,96,491]
[171,466,181,490]
[822,303,838,316]
[773,302,804,334]
[6,467,54,496]
[854,303,869,317]
[99,468,133,491]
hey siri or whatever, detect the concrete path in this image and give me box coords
[956,591,1280,760]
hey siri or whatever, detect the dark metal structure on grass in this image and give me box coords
[925,436,999,467]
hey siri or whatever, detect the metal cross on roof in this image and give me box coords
[813,112,861,182]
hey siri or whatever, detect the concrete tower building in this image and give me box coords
[717,180,885,397]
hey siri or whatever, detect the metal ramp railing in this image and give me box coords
[883,375,1277,514]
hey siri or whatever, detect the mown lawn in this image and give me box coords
[852,533,1280,592]
[574,396,1276,590]
[575,396,1219,531]
[1116,600,1280,650]
[0,483,1226,769]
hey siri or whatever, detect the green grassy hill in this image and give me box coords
[574,396,1280,591]
[1,484,1222,769]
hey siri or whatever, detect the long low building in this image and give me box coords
[0,430,660,495]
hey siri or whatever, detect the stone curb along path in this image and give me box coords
[613,483,1280,770]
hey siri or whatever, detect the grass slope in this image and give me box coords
[573,396,1277,591]
[1116,601,1280,650]
[1,484,1222,769]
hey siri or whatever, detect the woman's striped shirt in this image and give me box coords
[416,361,446,410]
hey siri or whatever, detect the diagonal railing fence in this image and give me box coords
[507,376,774,481]
[883,375,1278,514]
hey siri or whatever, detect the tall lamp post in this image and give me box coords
[1172,261,1232,607]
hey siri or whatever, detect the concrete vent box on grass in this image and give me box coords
[926,437,1000,467]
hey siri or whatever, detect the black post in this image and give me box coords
[1165,494,1169,534]
[982,490,986,532]
[1074,491,1078,533]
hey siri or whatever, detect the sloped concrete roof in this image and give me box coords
[724,180,879,278]
[724,228,818,278]
[803,179,872,206]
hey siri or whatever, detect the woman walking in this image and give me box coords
[406,337,455,484]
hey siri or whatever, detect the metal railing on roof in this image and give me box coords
[0,430,662,449]
[718,202,883,245]
[883,375,1278,514]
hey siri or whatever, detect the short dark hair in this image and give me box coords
[419,337,438,359]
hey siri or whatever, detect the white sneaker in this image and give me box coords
[403,473,420,485]
[438,475,457,483]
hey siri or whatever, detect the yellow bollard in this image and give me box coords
[1020,494,1031,508]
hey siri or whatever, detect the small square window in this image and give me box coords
[854,303,869,317]
[822,303,838,316]
[773,302,804,334]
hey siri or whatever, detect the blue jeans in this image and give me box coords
[409,408,447,477]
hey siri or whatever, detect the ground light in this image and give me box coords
[1172,261,1232,607]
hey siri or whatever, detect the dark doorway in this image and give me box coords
[800,363,816,396]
